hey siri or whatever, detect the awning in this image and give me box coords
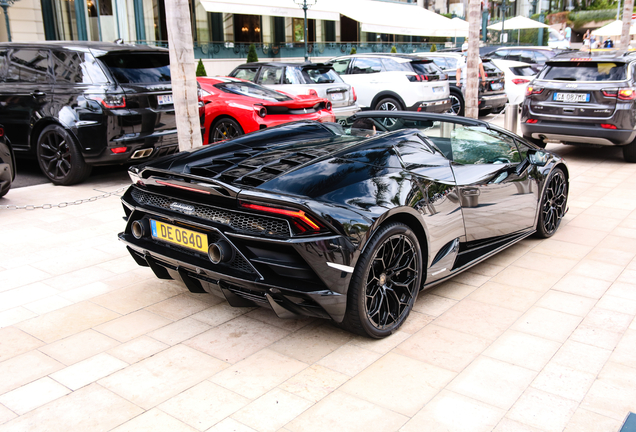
[487,15,548,31]
[199,0,340,21]
[329,0,458,37]
[592,20,636,37]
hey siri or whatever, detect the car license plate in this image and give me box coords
[553,92,590,103]
[330,92,344,101]
[491,83,503,90]
[150,219,208,253]
[157,94,173,105]
[433,86,444,93]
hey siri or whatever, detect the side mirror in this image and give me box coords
[529,150,549,166]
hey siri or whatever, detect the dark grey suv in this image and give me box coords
[521,51,636,162]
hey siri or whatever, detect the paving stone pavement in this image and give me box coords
[1,120,636,431]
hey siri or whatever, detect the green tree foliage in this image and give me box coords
[350,47,357,54]
[430,44,437,52]
[196,59,207,77]
[390,46,397,53]
[247,44,258,63]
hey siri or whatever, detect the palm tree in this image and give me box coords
[620,0,634,50]
[164,0,203,151]
[465,0,481,119]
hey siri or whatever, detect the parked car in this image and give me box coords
[491,59,536,105]
[0,41,180,186]
[118,111,569,338]
[0,125,14,198]
[484,46,560,73]
[228,62,359,121]
[198,76,335,144]
[521,51,636,162]
[327,54,450,114]
[421,53,507,116]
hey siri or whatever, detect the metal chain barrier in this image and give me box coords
[0,185,129,210]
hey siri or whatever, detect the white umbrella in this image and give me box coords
[592,19,636,36]
[487,15,548,44]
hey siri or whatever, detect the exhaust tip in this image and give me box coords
[131,219,149,239]
[208,241,234,264]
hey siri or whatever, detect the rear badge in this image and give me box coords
[170,202,195,215]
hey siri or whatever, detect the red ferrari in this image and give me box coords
[198,77,335,144]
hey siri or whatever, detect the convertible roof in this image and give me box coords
[355,111,489,127]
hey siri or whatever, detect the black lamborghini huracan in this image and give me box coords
[119,112,568,338]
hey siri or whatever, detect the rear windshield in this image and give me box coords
[510,66,535,76]
[539,62,626,81]
[482,60,501,73]
[215,81,292,102]
[99,53,170,83]
[302,67,343,84]
[411,61,442,75]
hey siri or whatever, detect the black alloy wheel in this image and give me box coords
[447,91,464,116]
[36,125,92,186]
[342,222,423,338]
[374,98,401,128]
[211,118,244,143]
[535,168,567,238]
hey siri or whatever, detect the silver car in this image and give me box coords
[228,62,360,120]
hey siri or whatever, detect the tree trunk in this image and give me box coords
[164,0,203,151]
[465,0,481,119]
[620,0,634,50]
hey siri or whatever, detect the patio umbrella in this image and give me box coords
[487,15,549,44]
[592,19,636,36]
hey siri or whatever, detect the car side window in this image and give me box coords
[284,66,305,84]
[257,66,283,85]
[445,56,459,69]
[52,51,86,84]
[351,58,383,74]
[231,67,259,82]
[449,125,521,165]
[381,58,412,72]
[519,50,535,63]
[430,58,447,70]
[331,58,351,74]
[491,50,508,59]
[6,49,50,83]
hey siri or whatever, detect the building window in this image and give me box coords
[292,17,314,43]
[234,14,261,43]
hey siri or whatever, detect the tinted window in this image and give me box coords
[6,49,50,83]
[449,126,521,165]
[430,57,447,69]
[257,66,283,85]
[482,60,501,73]
[215,81,292,101]
[51,51,108,84]
[99,53,170,83]
[351,58,383,74]
[331,58,351,74]
[491,50,508,59]
[411,61,442,75]
[534,51,549,62]
[0,50,7,80]
[302,66,342,84]
[539,62,626,81]
[231,67,259,82]
[381,58,412,72]
[510,66,535,76]
[284,66,304,84]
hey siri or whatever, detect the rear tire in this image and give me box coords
[623,140,636,163]
[340,222,423,338]
[36,125,92,186]
[447,90,464,116]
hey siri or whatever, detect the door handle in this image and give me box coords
[31,91,46,98]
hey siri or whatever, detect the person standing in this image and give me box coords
[456,42,486,99]
[565,25,572,48]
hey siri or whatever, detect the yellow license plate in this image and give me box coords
[150,220,208,253]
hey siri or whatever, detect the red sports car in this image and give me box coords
[198,77,335,144]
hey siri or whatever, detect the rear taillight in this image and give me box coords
[600,123,617,129]
[86,94,126,108]
[525,86,543,96]
[407,75,419,82]
[239,201,326,235]
[352,87,357,102]
[602,89,618,98]
[254,105,267,118]
[618,89,636,100]
[0,127,3,137]
[526,119,538,124]
[512,78,530,85]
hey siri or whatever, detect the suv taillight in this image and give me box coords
[408,74,438,82]
[512,78,530,85]
[86,94,126,109]
[603,88,636,100]
[525,86,543,96]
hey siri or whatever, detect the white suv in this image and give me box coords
[328,54,450,114]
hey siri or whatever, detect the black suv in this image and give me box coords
[521,51,636,162]
[0,42,179,185]
[423,53,507,116]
